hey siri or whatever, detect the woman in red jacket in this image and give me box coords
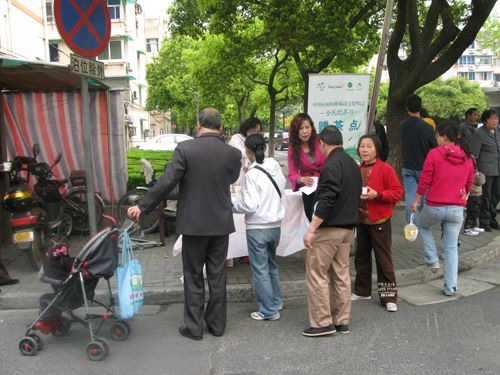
[287,113,327,221]
[352,134,403,312]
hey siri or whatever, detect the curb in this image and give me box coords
[2,233,500,310]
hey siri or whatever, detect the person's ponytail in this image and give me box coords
[245,134,267,164]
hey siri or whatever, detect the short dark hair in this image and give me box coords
[239,117,262,136]
[318,126,343,146]
[198,108,221,129]
[244,133,266,164]
[480,109,497,124]
[357,134,382,159]
[465,107,478,118]
[405,94,422,113]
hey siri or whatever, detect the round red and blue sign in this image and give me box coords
[54,0,111,58]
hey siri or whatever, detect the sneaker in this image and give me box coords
[351,293,371,301]
[426,262,440,273]
[250,311,280,321]
[463,228,480,236]
[302,325,336,337]
[334,324,349,334]
[386,302,398,312]
[480,225,492,232]
[277,304,284,311]
[473,227,485,233]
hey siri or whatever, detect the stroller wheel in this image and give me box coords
[19,336,38,356]
[28,334,43,351]
[86,341,106,361]
[51,318,71,336]
[95,337,110,357]
[110,321,129,341]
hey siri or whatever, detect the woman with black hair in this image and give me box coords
[232,134,286,321]
[411,122,474,296]
[228,117,263,189]
[352,134,403,312]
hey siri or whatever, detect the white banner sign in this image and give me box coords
[307,74,370,161]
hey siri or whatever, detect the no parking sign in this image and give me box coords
[54,0,111,58]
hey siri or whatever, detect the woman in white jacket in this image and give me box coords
[232,134,286,321]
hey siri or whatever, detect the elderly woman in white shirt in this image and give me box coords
[232,133,286,321]
[228,117,263,190]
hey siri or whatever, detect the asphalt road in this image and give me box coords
[2,286,500,375]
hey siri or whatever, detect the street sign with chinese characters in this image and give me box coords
[70,54,105,80]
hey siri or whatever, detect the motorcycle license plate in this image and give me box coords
[13,231,34,243]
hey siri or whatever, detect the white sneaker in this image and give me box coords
[473,227,485,233]
[463,228,479,236]
[250,311,280,321]
[386,302,398,312]
[426,262,440,273]
[351,293,371,301]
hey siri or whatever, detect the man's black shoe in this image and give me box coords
[490,222,500,230]
[0,278,19,286]
[178,326,202,341]
[207,326,224,337]
[334,324,350,334]
[480,225,492,232]
[302,325,336,337]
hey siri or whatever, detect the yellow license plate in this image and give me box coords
[13,231,34,243]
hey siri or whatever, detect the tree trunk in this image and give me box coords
[385,82,409,180]
[302,73,309,113]
[268,94,277,157]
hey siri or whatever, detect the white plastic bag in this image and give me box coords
[404,213,418,241]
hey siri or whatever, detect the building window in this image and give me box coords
[49,43,59,62]
[459,55,475,65]
[478,56,492,65]
[97,40,122,60]
[46,0,54,22]
[458,72,476,80]
[494,74,500,82]
[128,126,136,137]
[107,0,121,20]
[476,72,492,81]
[146,38,159,53]
[468,72,475,80]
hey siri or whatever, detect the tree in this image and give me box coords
[169,0,384,117]
[477,15,500,55]
[385,0,497,169]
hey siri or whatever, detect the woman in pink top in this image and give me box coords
[410,122,474,296]
[287,113,327,221]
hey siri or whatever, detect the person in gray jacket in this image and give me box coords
[128,108,241,340]
[470,109,500,232]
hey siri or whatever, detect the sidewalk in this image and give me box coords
[1,205,500,309]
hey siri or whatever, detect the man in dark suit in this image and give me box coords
[128,108,241,340]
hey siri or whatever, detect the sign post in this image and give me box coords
[54,0,110,236]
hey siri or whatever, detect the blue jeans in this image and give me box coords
[418,205,464,295]
[246,228,282,317]
[402,168,422,224]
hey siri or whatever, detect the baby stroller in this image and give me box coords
[18,219,135,361]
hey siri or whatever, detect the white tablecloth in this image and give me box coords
[173,189,309,258]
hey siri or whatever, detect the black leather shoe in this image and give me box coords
[178,326,202,341]
[207,327,224,337]
[490,222,500,230]
[480,225,492,232]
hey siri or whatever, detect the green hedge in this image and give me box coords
[126,149,174,189]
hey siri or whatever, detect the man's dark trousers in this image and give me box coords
[182,235,229,336]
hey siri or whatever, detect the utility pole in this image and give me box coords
[367,0,394,133]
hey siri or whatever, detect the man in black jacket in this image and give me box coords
[128,108,241,340]
[302,126,362,337]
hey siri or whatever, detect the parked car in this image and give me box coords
[139,134,193,151]
[274,132,289,151]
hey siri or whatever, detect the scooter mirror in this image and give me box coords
[52,153,62,169]
[32,144,40,157]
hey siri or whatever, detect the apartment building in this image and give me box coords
[1,0,170,146]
